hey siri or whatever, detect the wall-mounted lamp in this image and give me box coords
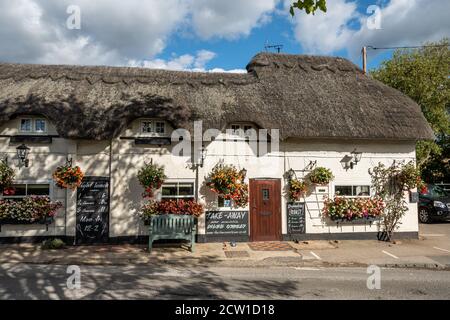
[16,144,30,167]
[340,150,363,171]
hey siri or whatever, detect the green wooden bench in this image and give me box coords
[148,214,197,253]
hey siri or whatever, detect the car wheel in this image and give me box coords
[419,208,431,223]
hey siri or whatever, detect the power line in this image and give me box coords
[367,44,449,50]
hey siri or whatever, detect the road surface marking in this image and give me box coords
[421,234,445,237]
[293,267,321,271]
[382,250,399,259]
[310,251,322,260]
[433,247,450,253]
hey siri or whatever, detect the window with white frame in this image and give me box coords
[155,121,165,134]
[141,121,153,133]
[20,119,32,132]
[161,182,194,201]
[2,183,50,200]
[20,118,47,133]
[35,119,46,133]
[335,185,371,197]
[141,120,167,135]
[230,123,256,137]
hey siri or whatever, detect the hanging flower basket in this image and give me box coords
[308,167,334,185]
[137,162,167,198]
[0,160,15,193]
[288,178,307,201]
[322,196,384,222]
[53,165,84,189]
[206,163,249,208]
[0,196,62,225]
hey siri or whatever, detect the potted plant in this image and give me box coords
[0,196,62,224]
[308,167,334,185]
[288,178,307,201]
[53,164,84,189]
[206,163,248,208]
[0,159,15,193]
[137,162,167,198]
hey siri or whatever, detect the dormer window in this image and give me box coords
[229,123,257,137]
[20,118,47,134]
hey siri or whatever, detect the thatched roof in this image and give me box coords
[0,53,434,141]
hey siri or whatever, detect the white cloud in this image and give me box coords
[0,0,190,65]
[190,0,279,40]
[129,50,213,71]
[129,50,246,73]
[287,0,450,59]
[0,0,280,66]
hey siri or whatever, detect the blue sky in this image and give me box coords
[0,0,448,72]
[161,0,390,70]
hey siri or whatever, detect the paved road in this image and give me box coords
[1,264,449,300]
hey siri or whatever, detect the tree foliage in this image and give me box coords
[290,0,327,16]
[371,39,450,181]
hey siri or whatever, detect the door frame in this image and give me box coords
[249,178,282,242]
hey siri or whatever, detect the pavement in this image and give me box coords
[0,222,449,270]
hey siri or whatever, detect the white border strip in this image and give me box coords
[433,246,450,253]
[310,251,322,260]
[382,250,399,259]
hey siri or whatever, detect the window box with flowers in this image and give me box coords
[0,196,62,225]
[322,196,384,223]
[206,163,249,208]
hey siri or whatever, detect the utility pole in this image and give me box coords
[362,46,367,74]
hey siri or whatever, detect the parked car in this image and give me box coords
[418,184,450,223]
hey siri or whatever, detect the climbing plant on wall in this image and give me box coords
[369,161,423,241]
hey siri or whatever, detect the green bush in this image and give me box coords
[41,238,66,250]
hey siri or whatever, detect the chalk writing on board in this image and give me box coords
[287,202,305,234]
[205,211,248,235]
[76,177,110,244]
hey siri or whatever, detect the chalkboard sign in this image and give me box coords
[205,211,248,235]
[76,177,110,244]
[287,202,306,234]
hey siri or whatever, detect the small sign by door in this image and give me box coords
[287,202,306,234]
[76,176,110,244]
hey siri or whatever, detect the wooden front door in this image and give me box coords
[250,179,282,241]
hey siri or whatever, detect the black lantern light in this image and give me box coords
[16,144,30,167]
[352,149,363,164]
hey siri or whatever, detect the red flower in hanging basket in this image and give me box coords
[53,165,84,189]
